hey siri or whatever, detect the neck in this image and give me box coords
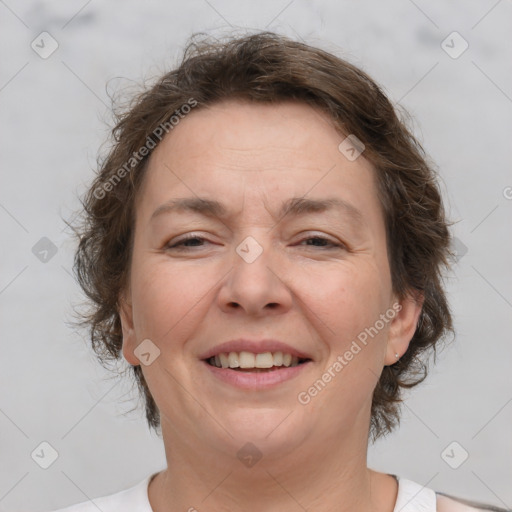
[148,420,398,512]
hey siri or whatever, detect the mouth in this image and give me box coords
[199,339,313,389]
[205,351,312,372]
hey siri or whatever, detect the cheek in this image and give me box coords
[298,260,390,344]
[130,258,215,344]
[299,260,391,408]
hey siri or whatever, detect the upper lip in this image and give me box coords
[199,339,313,361]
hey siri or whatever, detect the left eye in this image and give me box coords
[298,236,343,249]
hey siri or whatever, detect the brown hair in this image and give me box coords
[73,31,455,442]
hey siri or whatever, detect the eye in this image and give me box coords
[165,234,345,251]
[297,235,345,249]
[166,234,210,250]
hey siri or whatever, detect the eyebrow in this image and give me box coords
[150,196,365,226]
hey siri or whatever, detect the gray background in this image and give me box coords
[1,1,511,510]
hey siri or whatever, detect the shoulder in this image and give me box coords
[436,493,512,512]
[50,502,98,512]
[46,473,155,512]
[392,475,510,512]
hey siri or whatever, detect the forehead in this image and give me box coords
[153,99,348,168]
[137,100,384,228]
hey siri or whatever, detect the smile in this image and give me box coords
[202,352,312,389]
[206,351,309,370]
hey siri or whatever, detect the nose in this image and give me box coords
[217,236,293,317]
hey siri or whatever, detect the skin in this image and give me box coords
[119,100,423,512]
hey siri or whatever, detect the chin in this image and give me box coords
[217,406,309,456]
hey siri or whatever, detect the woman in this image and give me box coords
[52,32,509,511]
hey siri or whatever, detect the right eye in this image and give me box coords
[166,234,210,250]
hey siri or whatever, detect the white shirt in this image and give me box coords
[48,473,508,512]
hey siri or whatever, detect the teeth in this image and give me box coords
[255,352,274,368]
[207,351,304,369]
[227,352,239,368]
[219,353,229,369]
[239,351,255,368]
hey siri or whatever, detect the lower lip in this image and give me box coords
[202,361,311,389]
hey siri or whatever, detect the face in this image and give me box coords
[120,100,422,461]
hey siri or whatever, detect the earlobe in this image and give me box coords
[384,291,424,366]
[118,293,140,366]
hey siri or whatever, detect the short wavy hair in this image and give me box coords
[73,31,455,442]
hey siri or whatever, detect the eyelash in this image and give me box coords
[166,234,345,250]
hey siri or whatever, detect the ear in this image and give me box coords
[118,289,140,366]
[384,290,424,366]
